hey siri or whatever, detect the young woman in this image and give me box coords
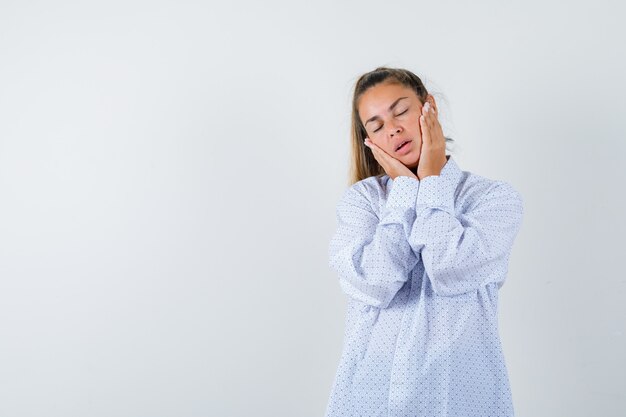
[324,67,524,417]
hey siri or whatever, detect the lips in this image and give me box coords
[395,140,411,151]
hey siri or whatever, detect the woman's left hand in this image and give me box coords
[416,96,448,180]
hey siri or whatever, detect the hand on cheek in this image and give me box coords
[364,138,418,181]
[417,97,447,180]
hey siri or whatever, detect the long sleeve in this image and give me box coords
[407,175,524,297]
[328,176,420,309]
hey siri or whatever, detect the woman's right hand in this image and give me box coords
[364,138,418,181]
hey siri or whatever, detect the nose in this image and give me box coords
[388,121,402,137]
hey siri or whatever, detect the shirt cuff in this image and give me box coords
[415,174,455,214]
[384,176,419,211]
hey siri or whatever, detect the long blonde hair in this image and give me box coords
[349,67,455,185]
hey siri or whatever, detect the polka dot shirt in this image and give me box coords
[325,155,524,417]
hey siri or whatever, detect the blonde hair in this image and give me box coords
[348,66,455,185]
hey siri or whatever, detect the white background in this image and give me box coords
[0,1,624,416]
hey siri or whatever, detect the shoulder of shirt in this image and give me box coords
[459,171,523,208]
[336,175,387,213]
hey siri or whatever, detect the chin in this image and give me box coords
[403,156,419,168]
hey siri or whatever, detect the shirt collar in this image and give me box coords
[387,154,463,185]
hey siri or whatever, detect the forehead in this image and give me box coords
[358,82,416,117]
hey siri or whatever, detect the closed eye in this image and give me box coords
[372,109,408,132]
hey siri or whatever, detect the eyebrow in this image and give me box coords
[364,96,409,127]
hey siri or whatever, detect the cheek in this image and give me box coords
[373,138,393,151]
[371,137,384,147]
[409,116,422,133]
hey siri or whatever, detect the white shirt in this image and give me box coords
[325,155,524,416]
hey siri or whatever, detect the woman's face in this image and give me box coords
[358,82,428,170]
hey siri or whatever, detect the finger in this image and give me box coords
[425,95,437,114]
[371,142,397,171]
[371,148,391,173]
[428,100,437,120]
[370,142,389,163]
[425,113,442,146]
[426,102,436,124]
[365,139,384,162]
[426,104,444,140]
[420,114,430,145]
[424,101,438,128]
[366,138,383,154]
[422,101,431,121]
[365,138,377,152]
[429,96,437,113]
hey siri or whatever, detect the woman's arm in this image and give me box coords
[407,177,524,297]
[328,176,420,309]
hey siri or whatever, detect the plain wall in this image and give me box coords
[0,0,624,416]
